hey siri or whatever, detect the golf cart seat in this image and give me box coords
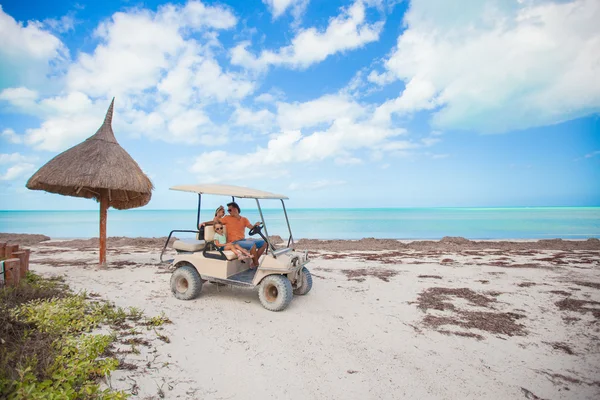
[173,239,205,252]
[204,225,238,260]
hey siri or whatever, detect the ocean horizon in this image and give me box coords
[1,207,599,240]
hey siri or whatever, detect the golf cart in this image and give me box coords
[160,184,312,311]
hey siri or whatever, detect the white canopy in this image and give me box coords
[170,184,288,200]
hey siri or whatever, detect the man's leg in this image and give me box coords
[234,240,261,267]
[256,241,267,262]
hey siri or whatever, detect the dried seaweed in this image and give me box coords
[416,287,496,312]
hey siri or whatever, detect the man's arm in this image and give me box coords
[244,218,261,229]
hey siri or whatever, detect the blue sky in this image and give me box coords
[0,0,598,210]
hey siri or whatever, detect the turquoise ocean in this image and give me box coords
[1,207,599,240]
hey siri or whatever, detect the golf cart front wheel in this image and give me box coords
[293,267,313,295]
[258,275,293,311]
[170,265,203,300]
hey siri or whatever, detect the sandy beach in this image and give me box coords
[2,234,599,399]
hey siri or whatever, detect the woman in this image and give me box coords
[200,205,225,228]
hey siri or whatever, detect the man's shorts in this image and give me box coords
[233,238,265,251]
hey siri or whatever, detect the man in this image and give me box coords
[217,201,266,267]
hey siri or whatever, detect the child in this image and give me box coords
[213,223,253,263]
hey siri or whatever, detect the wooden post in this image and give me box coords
[23,249,30,274]
[4,258,20,287]
[5,244,19,259]
[100,191,108,266]
[13,250,30,279]
[0,242,6,258]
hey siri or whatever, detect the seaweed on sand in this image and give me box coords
[416,287,526,337]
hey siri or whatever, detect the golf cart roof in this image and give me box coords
[170,184,289,200]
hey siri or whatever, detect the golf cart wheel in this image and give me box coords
[293,267,313,295]
[170,265,202,300]
[258,275,293,312]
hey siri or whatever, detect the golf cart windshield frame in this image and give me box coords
[205,194,295,252]
[160,190,294,263]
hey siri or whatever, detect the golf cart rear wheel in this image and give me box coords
[170,265,202,300]
[293,267,313,295]
[258,275,293,311]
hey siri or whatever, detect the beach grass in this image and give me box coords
[0,272,171,399]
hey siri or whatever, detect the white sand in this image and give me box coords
[28,242,600,400]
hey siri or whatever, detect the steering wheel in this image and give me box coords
[249,223,263,236]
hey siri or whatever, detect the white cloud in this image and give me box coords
[277,94,366,130]
[0,162,35,181]
[1,92,106,151]
[67,3,239,98]
[167,109,211,137]
[179,1,237,29]
[367,69,395,86]
[231,0,384,71]
[2,91,223,151]
[190,150,290,183]
[421,137,440,146]
[263,0,310,22]
[190,58,255,102]
[0,87,39,102]
[44,14,76,33]
[0,153,37,164]
[38,91,94,115]
[254,89,286,104]
[255,93,276,103]
[190,117,408,181]
[370,140,418,160]
[189,78,446,181]
[1,129,22,144]
[370,0,600,133]
[372,78,437,125]
[0,2,255,151]
[232,107,276,130]
[0,6,68,90]
[0,87,39,111]
[67,11,186,97]
[584,150,600,159]
[289,179,346,191]
[22,111,102,151]
[335,156,362,165]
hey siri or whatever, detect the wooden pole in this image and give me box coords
[4,258,20,286]
[5,244,19,259]
[100,191,108,266]
[13,250,30,278]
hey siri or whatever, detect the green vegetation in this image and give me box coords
[0,272,171,399]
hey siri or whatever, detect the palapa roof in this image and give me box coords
[26,99,154,210]
[170,184,288,199]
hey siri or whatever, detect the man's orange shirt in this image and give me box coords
[221,215,249,242]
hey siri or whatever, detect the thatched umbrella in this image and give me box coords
[26,99,153,265]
